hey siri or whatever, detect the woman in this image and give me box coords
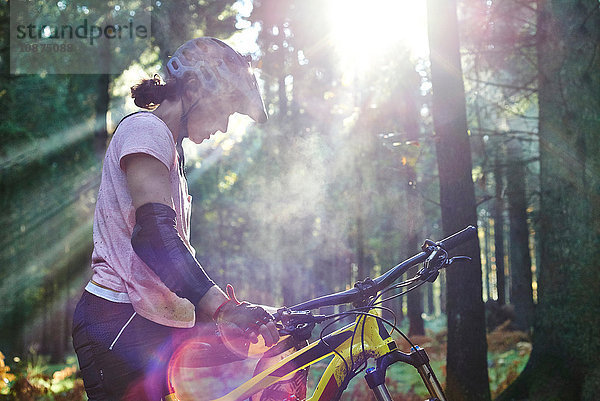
[72,37,279,401]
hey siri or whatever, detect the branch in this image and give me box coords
[417,190,441,207]
[500,106,539,120]
[480,157,540,173]
[476,195,494,207]
[464,76,537,92]
[476,128,537,136]
[516,47,538,70]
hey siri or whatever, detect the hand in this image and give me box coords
[216,301,280,347]
[214,284,280,348]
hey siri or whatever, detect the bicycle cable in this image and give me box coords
[311,274,431,368]
[318,310,376,400]
[372,265,441,307]
[283,258,443,400]
[315,306,401,400]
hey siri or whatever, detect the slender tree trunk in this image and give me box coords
[494,160,506,305]
[407,231,425,336]
[497,0,600,399]
[427,0,491,399]
[506,139,534,332]
[216,166,227,285]
[438,270,446,316]
[482,214,491,301]
[355,214,366,282]
[401,63,425,336]
[353,112,371,284]
[426,282,435,315]
[51,281,66,363]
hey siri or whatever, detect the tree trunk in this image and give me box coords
[494,160,506,305]
[497,0,600,399]
[506,139,534,332]
[355,214,367,282]
[427,0,491,400]
[401,63,425,336]
[482,214,491,301]
[407,231,425,336]
[426,281,435,315]
[439,271,446,315]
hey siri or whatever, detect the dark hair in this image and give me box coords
[130,74,179,109]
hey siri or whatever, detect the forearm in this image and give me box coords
[131,202,216,305]
[196,285,228,317]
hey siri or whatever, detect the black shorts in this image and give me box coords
[72,291,242,401]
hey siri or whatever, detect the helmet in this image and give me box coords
[166,37,268,123]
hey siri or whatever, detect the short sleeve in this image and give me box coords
[116,113,176,172]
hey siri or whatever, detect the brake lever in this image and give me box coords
[275,308,326,338]
[416,244,444,281]
[447,256,472,265]
[417,247,471,282]
[276,308,325,323]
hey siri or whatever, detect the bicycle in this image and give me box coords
[166,225,477,401]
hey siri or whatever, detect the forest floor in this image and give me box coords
[1,316,531,400]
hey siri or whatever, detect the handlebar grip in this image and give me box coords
[437,225,477,250]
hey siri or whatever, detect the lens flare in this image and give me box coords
[167,334,257,400]
[215,319,273,359]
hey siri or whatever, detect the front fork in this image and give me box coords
[364,346,446,401]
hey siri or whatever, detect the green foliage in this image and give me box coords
[0,351,84,401]
[489,346,530,398]
[0,69,100,357]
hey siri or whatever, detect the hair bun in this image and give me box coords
[131,75,175,109]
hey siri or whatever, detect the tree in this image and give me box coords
[459,0,540,321]
[427,0,491,400]
[505,138,534,332]
[493,158,507,305]
[498,0,600,399]
[396,60,426,336]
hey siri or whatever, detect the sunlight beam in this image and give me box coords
[327,0,428,72]
[0,118,98,170]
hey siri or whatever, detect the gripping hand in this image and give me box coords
[214,285,279,349]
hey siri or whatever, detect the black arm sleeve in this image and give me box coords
[131,202,215,305]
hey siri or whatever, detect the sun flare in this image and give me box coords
[327,0,428,71]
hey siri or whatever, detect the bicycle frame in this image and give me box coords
[167,308,446,401]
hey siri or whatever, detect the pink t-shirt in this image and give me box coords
[90,112,196,328]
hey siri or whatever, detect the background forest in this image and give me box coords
[1,0,599,400]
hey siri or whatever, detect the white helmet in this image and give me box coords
[166,37,267,123]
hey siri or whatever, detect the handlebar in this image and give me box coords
[288,226,477,311]
[436,225,477,251]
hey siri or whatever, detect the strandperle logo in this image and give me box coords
[15,18,148,46]
[10,0,151,74]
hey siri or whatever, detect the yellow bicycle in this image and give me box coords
[167,226,477,401]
